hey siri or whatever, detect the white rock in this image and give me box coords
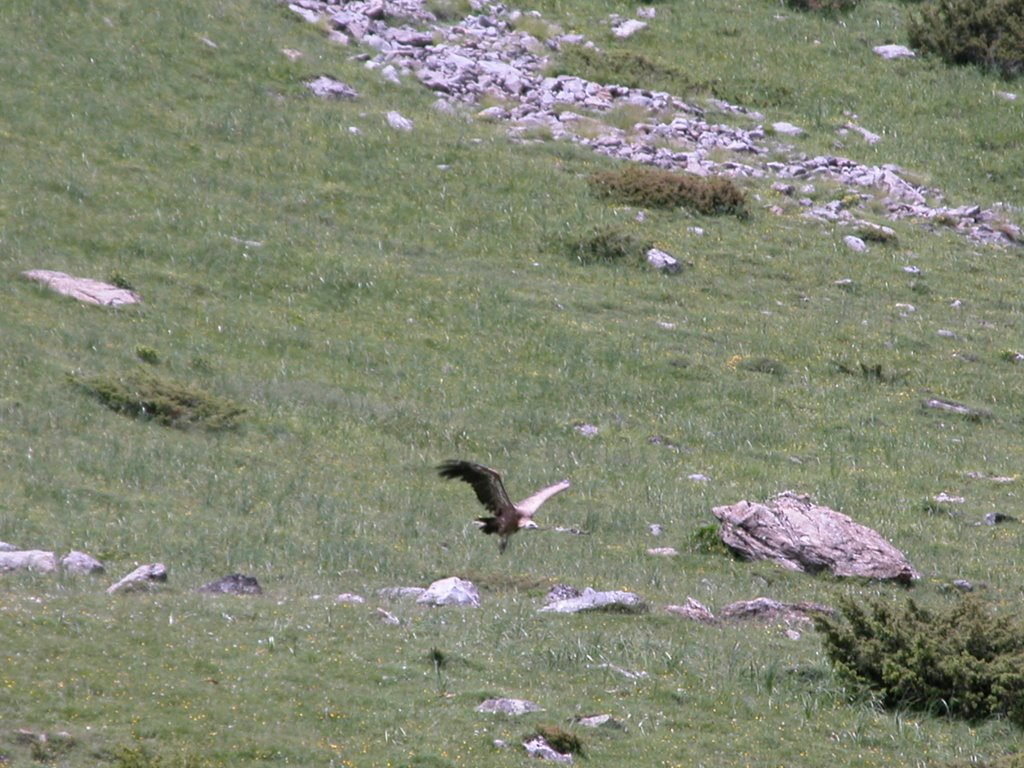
[772,121,805,137]
[386,111,414,131]
[0,550,57,574]
[416,576,480,607]
[843,235,868,252]
[874,44,915,60]
[646,247,680,273]
[476,697,541,715]
[539,587,646,614]
[612,19,647,38]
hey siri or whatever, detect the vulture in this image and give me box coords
[437,460,571,553]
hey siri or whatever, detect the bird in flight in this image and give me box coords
[437,460,571,553]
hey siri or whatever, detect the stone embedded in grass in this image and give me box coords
[416,576,480,606]
[107,563,168,595]
[665,597,716,623]
[0,550,57,574]
[476,697,541,715]
[874,44,915,60]
[304,75,359,100]
[539,587,647,614]
[197,573,263,596]
[61,551,105,575]
[645,247,680,273]
[22,269,141,307]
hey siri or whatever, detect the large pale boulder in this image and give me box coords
[712,491,919,583]
[0,550,57,573]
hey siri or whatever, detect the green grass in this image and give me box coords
[1,0,1023,765]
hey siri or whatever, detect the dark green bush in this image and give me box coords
[908,0,1024,79]
[784,0,860,12]
[589,165,747,217]
[71,370,245,430]
[815,596,1024,725]
[558,225,652,265]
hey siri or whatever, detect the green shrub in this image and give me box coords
[814,596,1024,725]
[908,0,1024,79]
[557,225,652,265]
[71,370,245,430]
[588,165,747,217]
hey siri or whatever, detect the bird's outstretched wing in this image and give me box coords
[437,460,513,514]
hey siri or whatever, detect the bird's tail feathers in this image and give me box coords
[476,516,500,535]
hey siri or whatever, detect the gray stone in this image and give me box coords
[0,550,57,574]
[539,587,647,614]
[304,75,359,100]
[60,551,105,575]
[107,563,168,595]
[712,491,920,583]
[476,697,541,715]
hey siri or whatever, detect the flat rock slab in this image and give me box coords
[0,550,57,574]
[539,587,647,614]
[476,697,541,715]
[713,491,920,583]
[23,270,141,306]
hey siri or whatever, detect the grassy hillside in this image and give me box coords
[1,0,1023,765]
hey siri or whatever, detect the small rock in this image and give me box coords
[612,19,647,38]
[416,576,480,607]
[476,697,541,715]
[646,547,678,557]
[574,423,599,438]
[648,523,663,537]
[575,713,625,729]
[545,584,582,603]
[334,592,365,604]
[60,551,105,575]
[386,110,414,131]
[843,235,867,253]
[687,473,711,483]
[666,597,716,623]
[304,75,359,100]
[646,247,680,273]
[523,736,573,763]
[107,563,168,595]
[874,44,915,59]
[377,607,401,625]
[772,121,805,137]
[198,573,262,595]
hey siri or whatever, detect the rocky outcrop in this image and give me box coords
[713,491,920,583]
